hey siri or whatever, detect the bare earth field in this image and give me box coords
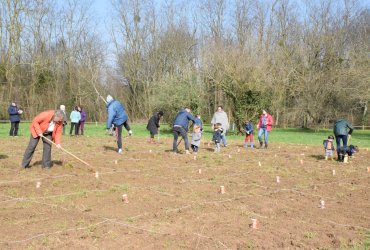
[0,136,369,249]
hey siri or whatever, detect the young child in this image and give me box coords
[243,120,254,148]
[323,135,335,160]
[190,125,202,153]
[212,123,223,153]
[338,145,359,162]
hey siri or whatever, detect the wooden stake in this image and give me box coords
[41,135,92,169]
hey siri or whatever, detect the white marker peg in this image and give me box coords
[274,154,277,158]
[228,154,232,159]
[219,186,225,194]
[122,194,129,203]
[149,149,152,153]
[276,176,280,183]
[319,199,325,209]
[251,218,258,229]
[237,148,240,153]
[194,155,197,160]
[114,160,118,164]
[300,159,304,165]
[343,155,348,163]
[367,167,370,173]
[198,169,202,174]
[332,169,336,176]
[258,161,261,167]
[95,172,99,178]
[36,181,41,188]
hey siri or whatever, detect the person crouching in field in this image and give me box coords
[338,145,359,162]
[323,135,335,160]
[172,107,196,154]
[212,123,223,153]
[106,95,130,154]
[333,118,353,160]
[21,110,64,169]
[243,120,254,148]
[190,124,202,154]
[146,110,164,144]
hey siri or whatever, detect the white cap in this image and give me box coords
[60,105,65,111]
[106,95,114,103]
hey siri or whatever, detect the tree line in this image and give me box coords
[1,0,369,131]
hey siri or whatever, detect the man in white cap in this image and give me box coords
[106,95,132,154]
[60,105,67,135]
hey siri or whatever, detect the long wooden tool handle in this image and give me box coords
[41,135,91,167]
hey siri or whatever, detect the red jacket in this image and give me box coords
[30,110,63,144]
[257,114,273,132]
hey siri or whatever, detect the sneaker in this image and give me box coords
[128,130,133,136]
[118,148,123,154]
[259,141,263,147]
[264,144,268,149]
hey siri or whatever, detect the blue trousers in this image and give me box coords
[258,128,269,145]
[335,134,348,158]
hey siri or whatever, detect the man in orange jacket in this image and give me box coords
[21,110,64,168]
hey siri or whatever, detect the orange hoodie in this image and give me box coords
[30,110,63,144]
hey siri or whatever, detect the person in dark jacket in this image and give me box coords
[333,119,354,160]
[212,123,223,153]
[78,106,86,135]
[338,145,359,162]
[146,111,164,144]
[8,102,22,136]
[106,95,129,154]
[172,107,196,154]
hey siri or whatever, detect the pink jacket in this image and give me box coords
[257,114,273,132]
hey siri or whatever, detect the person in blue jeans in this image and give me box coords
[106,95,130,154]
[172,107,196,154]
[257,110,273,148]
[333,119,354,160]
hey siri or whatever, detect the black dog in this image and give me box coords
[338,145,359,162]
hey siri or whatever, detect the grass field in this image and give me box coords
[2,122,369,148]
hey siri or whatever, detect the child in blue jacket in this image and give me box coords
[212,123,223,153]
[243,120,254,148]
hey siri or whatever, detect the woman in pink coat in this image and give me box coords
[257,110,273,149]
